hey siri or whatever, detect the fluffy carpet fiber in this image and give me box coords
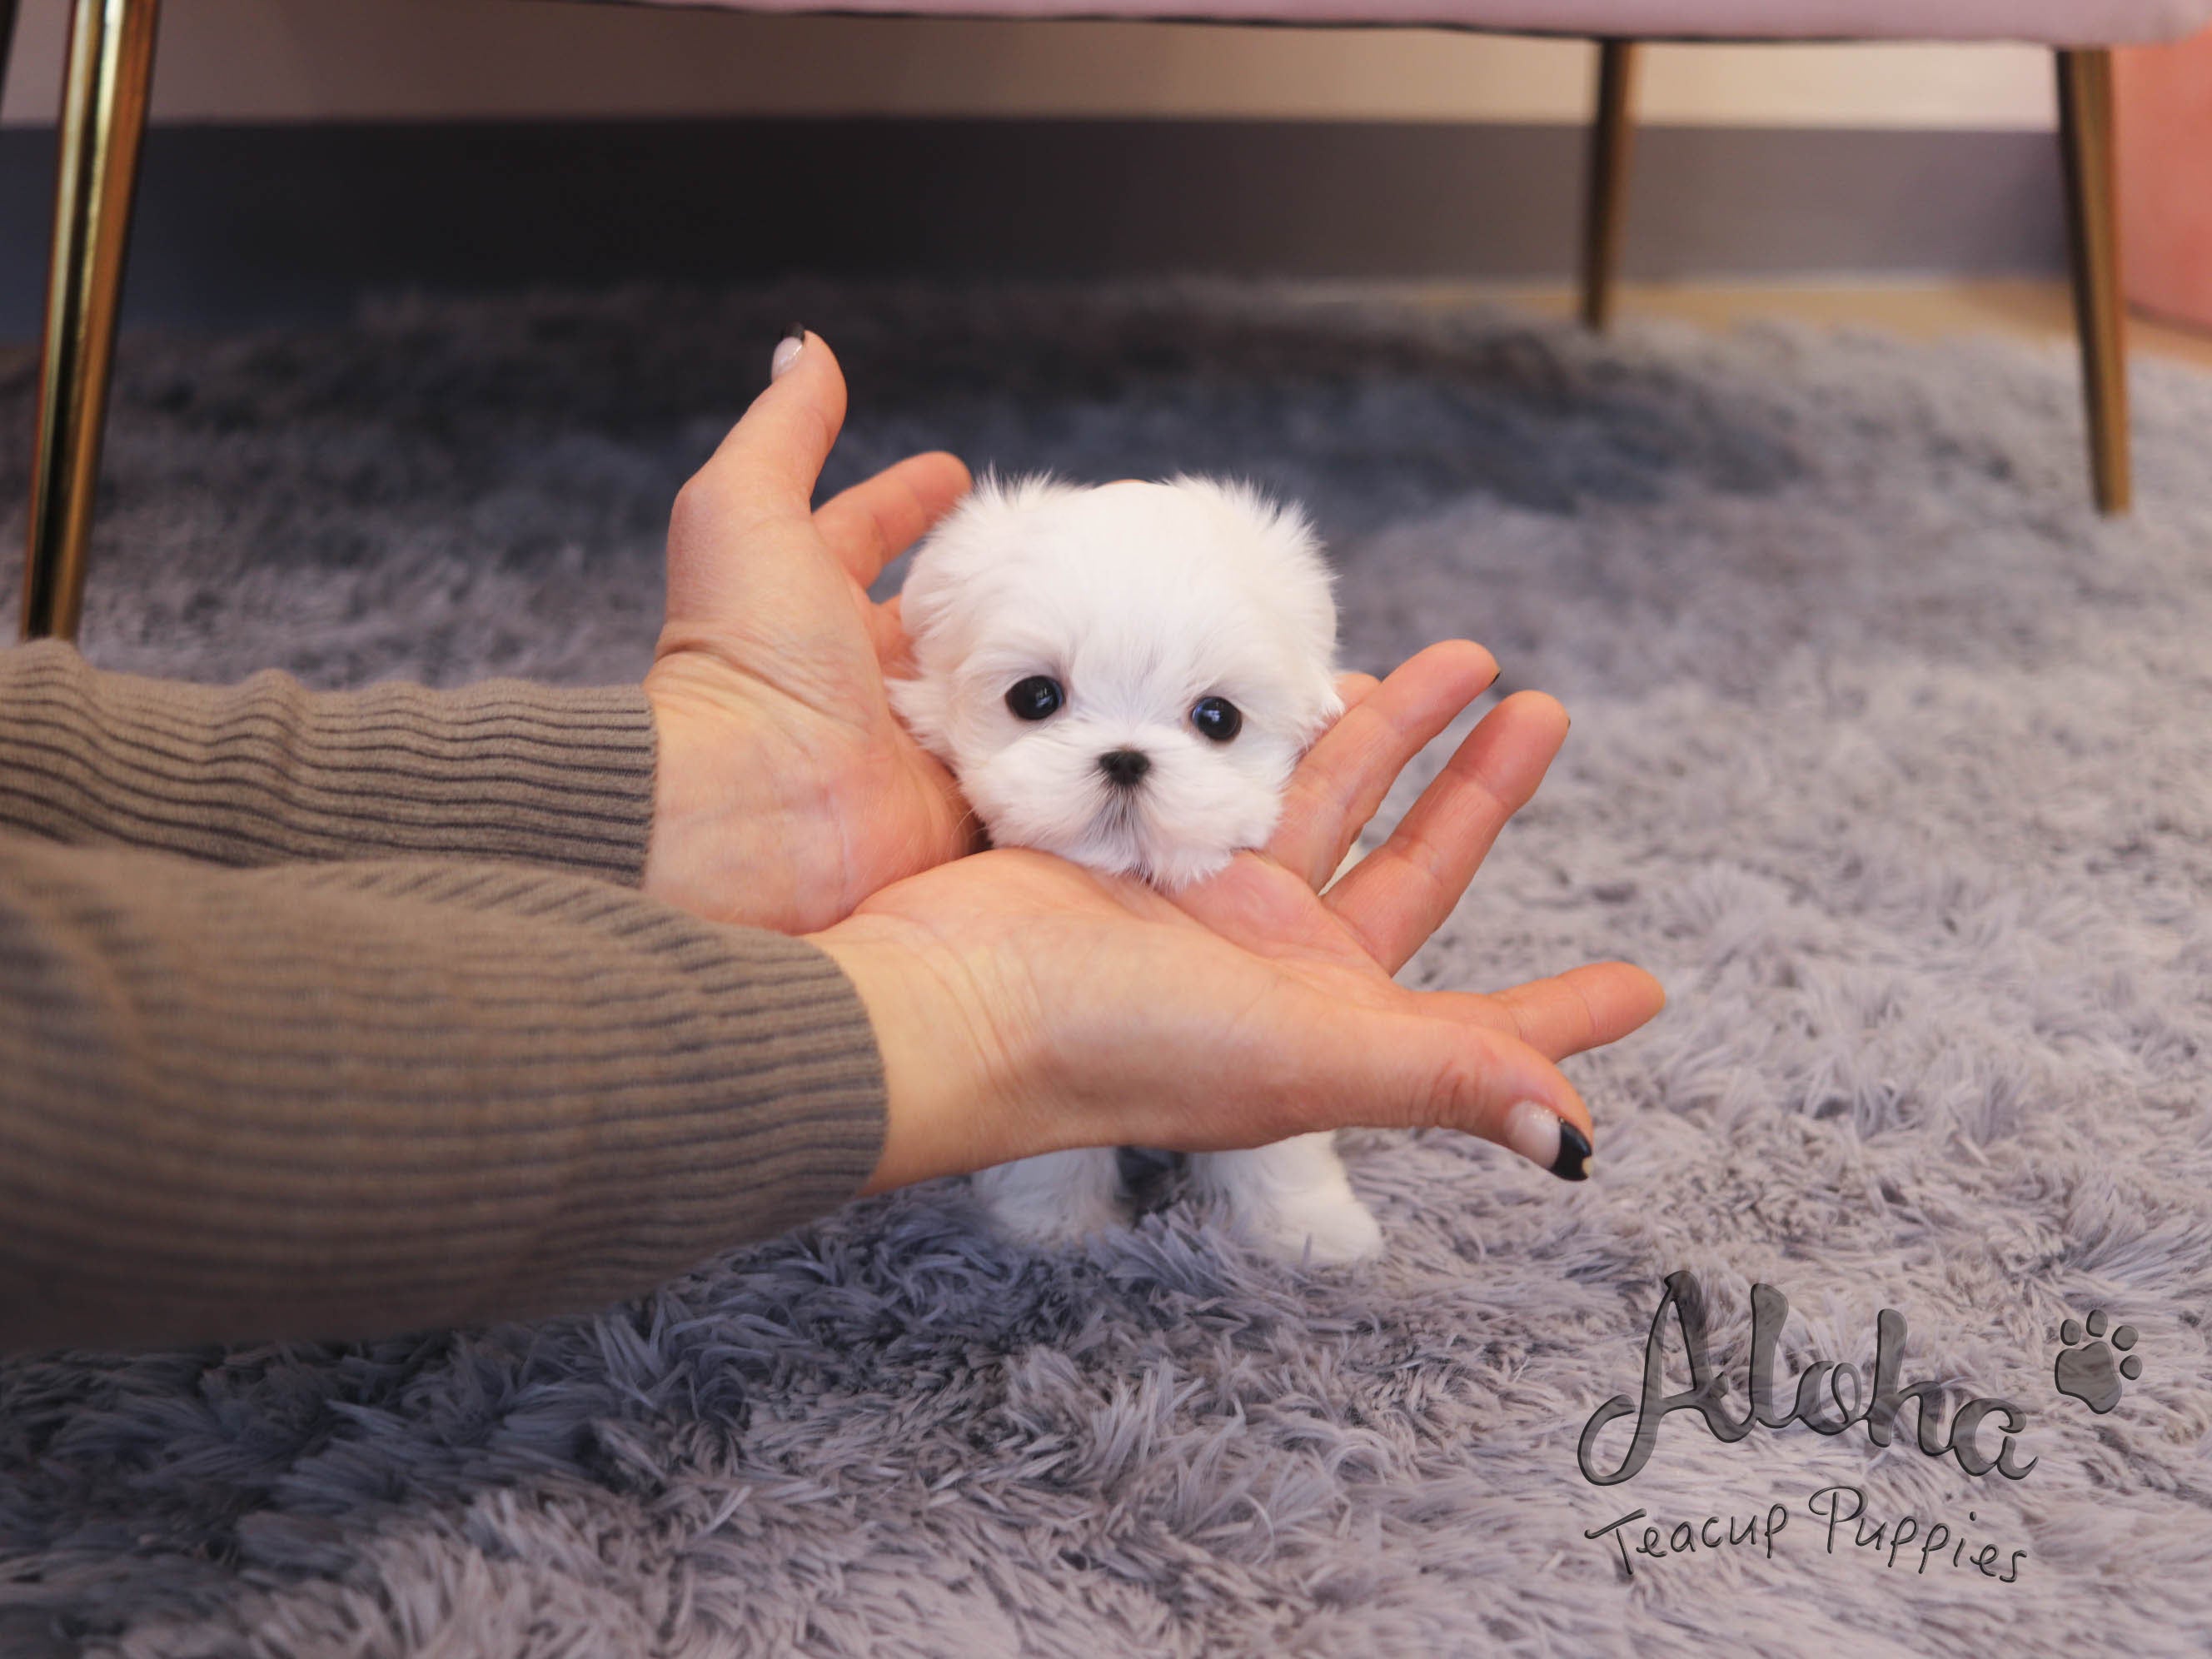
[2,283,2209,1657]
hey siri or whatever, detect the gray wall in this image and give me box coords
[0,118,2065,337]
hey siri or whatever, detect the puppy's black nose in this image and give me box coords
[1099,749,1151,787]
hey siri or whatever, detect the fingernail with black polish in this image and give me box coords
[1505,1100,1593,1181]
[772,323,808,381]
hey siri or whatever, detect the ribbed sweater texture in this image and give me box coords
[0,643,887,1349]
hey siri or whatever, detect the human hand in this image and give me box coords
[808,640,1666,1194]
[643,329,979,934]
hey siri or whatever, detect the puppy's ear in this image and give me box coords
[917,471,1070,578]
[885,673,954,763]
[1169,475,1340,681]
[897,469,1070,644]
[893,470,1071,769]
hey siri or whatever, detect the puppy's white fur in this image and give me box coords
[890,475,1383,1264]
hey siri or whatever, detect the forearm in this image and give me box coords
[0,834,885,1350]
[0,642,654,878]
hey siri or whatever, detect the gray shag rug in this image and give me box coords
[2,282,2210,1658]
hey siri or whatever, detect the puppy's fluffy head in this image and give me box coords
[889,475,1342,889]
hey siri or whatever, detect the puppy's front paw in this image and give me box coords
[989,1188,1128,1250]
[1231,1188,1385,1268]
[1188,1136,1383,1266]
[974,1148,1127,1251]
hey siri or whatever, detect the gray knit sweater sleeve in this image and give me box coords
[0,646,889,1351]
[0,640,655,878]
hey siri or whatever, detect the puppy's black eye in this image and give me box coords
[1005,676,1064,721]
[1191,695,1242,742]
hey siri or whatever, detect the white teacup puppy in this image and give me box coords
[889,473,1385,1265]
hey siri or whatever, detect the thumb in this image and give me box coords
[714,326,846,519]
[664,327,849,631]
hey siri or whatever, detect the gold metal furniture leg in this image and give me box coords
[2055,47,2132,517]
[21,0,162,642]
[1580,38,1639,331]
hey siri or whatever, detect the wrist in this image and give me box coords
[807,915,1030,1195]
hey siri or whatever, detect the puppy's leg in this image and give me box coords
[973,1148,1127,1248]
[1188,1133,1382,1266]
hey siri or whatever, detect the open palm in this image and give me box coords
[824,642,1666,1192]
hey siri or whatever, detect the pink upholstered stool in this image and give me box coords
[2117,29,2212,331]
[12,0,2212,640]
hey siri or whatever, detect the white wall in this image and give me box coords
[2,0,2059,131]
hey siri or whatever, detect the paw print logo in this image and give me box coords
[2054,1310,2141,1415]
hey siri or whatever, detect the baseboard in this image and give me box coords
[0,118,2065,337]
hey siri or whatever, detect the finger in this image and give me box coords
[870,592,917,678]
[674,330,846,555]
[815,451,974,588]
[1333,670,1382,710]
[1484,962,1668,1062]
[1253,994,1599,1181]
[1324,691,1569,974]
[664,332,861,633]
[1271,640,1498,891]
